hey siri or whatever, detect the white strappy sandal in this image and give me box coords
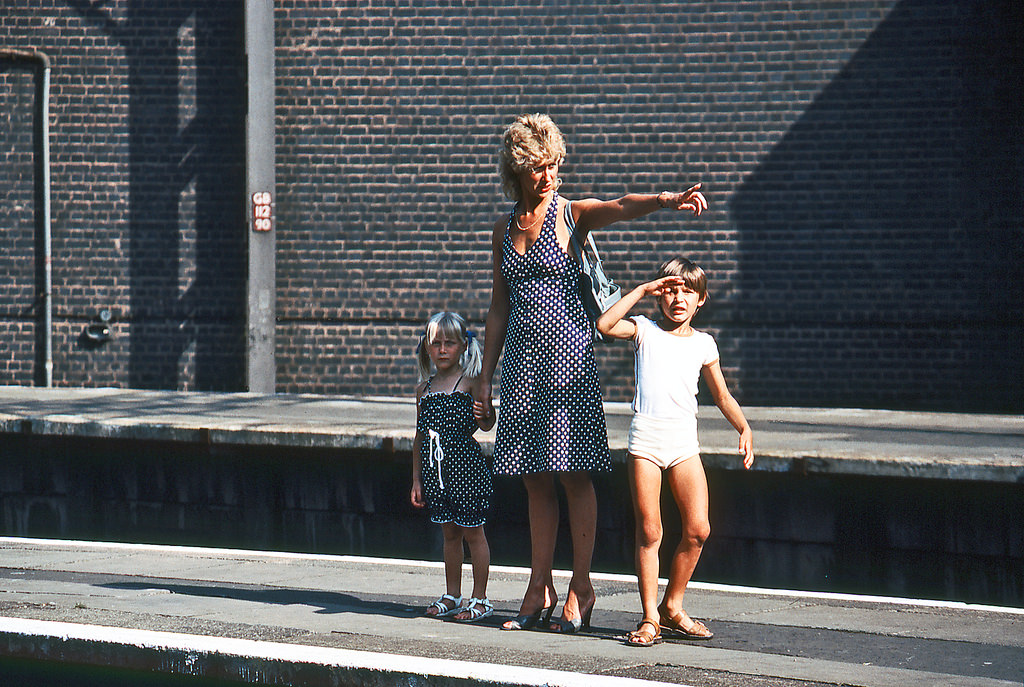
[425,593,463,617]
[455,597,493,623]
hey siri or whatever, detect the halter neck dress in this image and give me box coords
[493,193,611,475]
[417,375,492,527]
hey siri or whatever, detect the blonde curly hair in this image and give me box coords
[498,113,566,202]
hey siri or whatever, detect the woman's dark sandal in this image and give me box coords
[501,604,554,631]
[626,619,663,647]
[659,611,714,640]
[549,601,594,634]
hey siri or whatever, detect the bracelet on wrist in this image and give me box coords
[657,191,670,208]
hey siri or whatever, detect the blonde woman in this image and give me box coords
[475,113,707,633]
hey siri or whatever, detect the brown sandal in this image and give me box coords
[659,610,713,640]
[626,618,662,647]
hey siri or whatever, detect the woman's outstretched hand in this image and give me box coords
[661,183,708,216]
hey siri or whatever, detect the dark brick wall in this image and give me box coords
[1,1,246,391]
[0,58,40,384]
[2,1,1021,411]
[273,0,1023,411]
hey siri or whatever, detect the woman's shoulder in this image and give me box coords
[494,201,517,227]
[491,211,512,243]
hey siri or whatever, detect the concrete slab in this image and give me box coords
[0,537,1020,687]
[1,386,1021,482]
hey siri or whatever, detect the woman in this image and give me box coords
[475,113,707,633]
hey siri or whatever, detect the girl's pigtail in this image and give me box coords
[416,334,432,381]
[461,329,483,378]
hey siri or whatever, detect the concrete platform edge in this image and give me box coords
[0,617,686,687]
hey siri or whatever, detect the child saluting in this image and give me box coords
[597,257,754,647]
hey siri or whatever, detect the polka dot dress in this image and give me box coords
[494,193,611,475]
[417,378,492,527]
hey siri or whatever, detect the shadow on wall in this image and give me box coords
[69,1,247,390]
[730,0,1023,412]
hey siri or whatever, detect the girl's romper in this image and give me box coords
[494,193,611,475]
[417,377,493,527]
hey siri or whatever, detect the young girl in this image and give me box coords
[596,257,754,647]
[411,311,496,622]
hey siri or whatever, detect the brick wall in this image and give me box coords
[1,1,246,391]
[2,1,1021,411]
[0,58,40,384]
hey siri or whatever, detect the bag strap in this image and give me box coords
[565,200,587,264]
[565,200,605,265]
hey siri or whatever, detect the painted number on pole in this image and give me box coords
[252,192,272,232]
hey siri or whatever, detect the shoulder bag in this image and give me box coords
[565,201,622,341]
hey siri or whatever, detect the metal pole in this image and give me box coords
[244,0,276,392]
[40,54,52,387]
[1,49,52,387]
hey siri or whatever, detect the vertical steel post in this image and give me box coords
[2,49,52,386]
[244,0,276,392]
[40,54,51,387]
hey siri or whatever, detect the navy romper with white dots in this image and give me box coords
[417,377,493,527]
[494,193,611,475]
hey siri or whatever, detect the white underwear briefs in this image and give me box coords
[627,414,700,470]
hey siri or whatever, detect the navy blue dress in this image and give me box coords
[417,377,492,527]
[493,194,611,475]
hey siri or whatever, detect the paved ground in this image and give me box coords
[0,538,1021,687]
[0,387,1022,685]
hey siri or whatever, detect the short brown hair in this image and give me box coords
[657,257,709,301]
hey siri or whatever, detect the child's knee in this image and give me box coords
[462,525,487,544]
[684,520,711,547]
[636,520,664,549]
[441,524,464,543]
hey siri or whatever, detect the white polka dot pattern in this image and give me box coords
[494,194,611,475]
[417,383,492,527]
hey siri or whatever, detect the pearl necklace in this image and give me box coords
[515,199,548,231]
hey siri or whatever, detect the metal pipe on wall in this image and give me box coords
[1,49,52,387]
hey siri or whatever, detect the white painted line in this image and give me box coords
[680,580,1024,615]
[0,617,684,687]
[3,536,1021,616]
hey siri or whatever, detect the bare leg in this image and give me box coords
[551,471,597,629]
[441,522,466,597]
[501,472,558,629]
[425,522,464,616]
[463,524,490,599]
[453,524,491,621]
[659,456,711,628]
[629,457,665,626]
